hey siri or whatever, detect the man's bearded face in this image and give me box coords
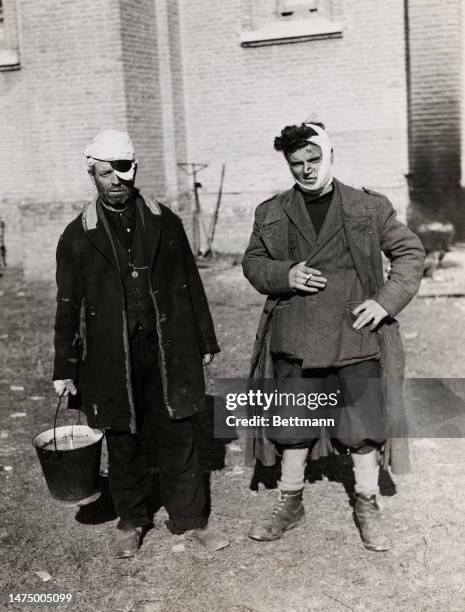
[91,160,134,208]
[286,143,322,188]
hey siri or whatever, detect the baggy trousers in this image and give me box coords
[271,357,387,453]
[106,329,207,532]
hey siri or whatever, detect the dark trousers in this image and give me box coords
[272,357,387,453]
[106,329,207,532]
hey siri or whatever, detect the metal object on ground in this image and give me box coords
[178,162,226,258]
[178,162,209,256]
[205,163,226,257]
[0,220,6,268]
[417,221,455,278]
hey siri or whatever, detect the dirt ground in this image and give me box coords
[1,259,465,612]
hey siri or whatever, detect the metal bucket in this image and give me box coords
[33,397,104,507]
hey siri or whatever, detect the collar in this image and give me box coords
[99,198,135,215]
[83,189,161,231]
[300,184,335,203]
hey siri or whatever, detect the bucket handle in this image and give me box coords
[53,392,82,453]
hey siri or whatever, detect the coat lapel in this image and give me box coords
[283,187,317,249]
[336,179,373,294]
[136,194,161,272]
[84,198,118,267]
[260,191,292,260]
[305,187,343,264]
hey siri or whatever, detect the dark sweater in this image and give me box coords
[301,186,334,235]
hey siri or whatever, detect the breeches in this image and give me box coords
[270,356,387,452]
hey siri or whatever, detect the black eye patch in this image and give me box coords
[111,160,133,172]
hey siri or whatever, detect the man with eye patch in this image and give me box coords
[242,119,425,551]
[52,130,229,558]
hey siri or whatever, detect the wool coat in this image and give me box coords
[53,191,220,433]
[242,179,426,474]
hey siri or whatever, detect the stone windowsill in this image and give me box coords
[240,15,343,47]
[0,48,20,71]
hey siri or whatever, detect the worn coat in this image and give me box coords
[53,191,220,433]
[242,179,426,474]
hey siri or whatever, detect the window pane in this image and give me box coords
[279,0,319,17]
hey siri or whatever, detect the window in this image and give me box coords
[0,0,20,70]
[278,0,319,19]
[240,0,342,47]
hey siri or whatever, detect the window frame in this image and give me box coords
[240,0,342,48]
[0,0,4,42]
[0,0,20,71]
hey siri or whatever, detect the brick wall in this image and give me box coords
[0,0,414,275]
[0,0,127,204]
[119,0,166,198]
[0,0,127,272]
[407,0,464,237]
[153,0,190,223]
[0,0,189,278]
[179,0,410,254]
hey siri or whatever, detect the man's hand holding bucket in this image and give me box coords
[53,379,78,397]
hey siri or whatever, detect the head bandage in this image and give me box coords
[85,130,137,181]
[291,122,333,194]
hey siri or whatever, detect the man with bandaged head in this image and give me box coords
[53,130,228,557]
[242,119,425,551]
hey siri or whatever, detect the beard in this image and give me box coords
[100,185,134,209]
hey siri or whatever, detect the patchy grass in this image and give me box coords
[1,264,465,612]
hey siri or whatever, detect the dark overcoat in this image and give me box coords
[53,191,220,433]
[242,179,426,474]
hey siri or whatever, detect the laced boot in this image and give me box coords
[248,489,305,541]
[354,493,391,552]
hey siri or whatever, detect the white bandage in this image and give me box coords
[292,122,333,194]
[85,130,137,181]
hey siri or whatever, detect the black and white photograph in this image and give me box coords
[1,1,465,611]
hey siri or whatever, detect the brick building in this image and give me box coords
[406,0,465,235]
[0,0,462,279]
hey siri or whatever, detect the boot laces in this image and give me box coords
[271,493,287,517]
[271,491,298,517]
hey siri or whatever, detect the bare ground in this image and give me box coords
[1,261,465,612]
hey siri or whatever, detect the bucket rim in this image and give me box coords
[32,425,104,450]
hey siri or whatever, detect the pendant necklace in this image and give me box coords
[128,262,148,279]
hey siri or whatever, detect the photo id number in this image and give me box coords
[8,593,73,604]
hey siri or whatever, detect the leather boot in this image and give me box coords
[110,526,143,559]
[248,489,305,541]
[187,525,230,551]
[354,493,391,552]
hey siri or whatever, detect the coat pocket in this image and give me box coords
[377,317,404,375]
[269,300,294,356]
[338,300,379,361]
